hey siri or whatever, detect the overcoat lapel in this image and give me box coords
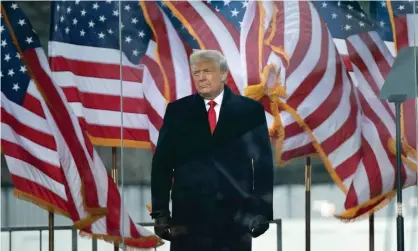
[212,86,237,144]
[192,92,212,143]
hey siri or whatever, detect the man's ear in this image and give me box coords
[221,73,227,82]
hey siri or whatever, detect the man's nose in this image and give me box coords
[198,72,206,80]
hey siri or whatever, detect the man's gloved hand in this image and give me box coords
[248,215,269,238]
[154,215,172,241]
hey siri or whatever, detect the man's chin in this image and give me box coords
[198,87,210,92]
[198,89,211,95]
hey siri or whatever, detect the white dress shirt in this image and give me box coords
[204,89,224,124]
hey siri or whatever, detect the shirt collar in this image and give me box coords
[204,89,224,107]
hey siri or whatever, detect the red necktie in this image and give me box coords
[208,100,217,134]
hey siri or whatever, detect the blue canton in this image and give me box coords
[1,2,41,106]
[50,0,152,65]
[313,1,379,39]
[157,0,248,50]
[156,1,200,49]
[206,0,247,31]
[370,0,417,41]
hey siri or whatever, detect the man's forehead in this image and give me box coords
[191,61,217,70]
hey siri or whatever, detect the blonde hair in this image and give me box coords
[189,49,229,73]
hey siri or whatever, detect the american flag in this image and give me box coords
[372,0,418,50]
[157,1,362,199]
[138,1,196,148]
[159,0,303,160]
[139,0,267,149]
[49,0,153,149]
[158,1,286,163]
[371,0,418,163]
[1,1,72,219]
[161,0,247,96]
[314,1,417,220]
[1,2,160,248]
[252,1,362,196]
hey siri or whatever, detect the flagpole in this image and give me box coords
[112,147,119,251]
[48,211,54,251]
[393,101,405,251]
[305,156,311,251]
[117,0,125,248]
[369,213,374,251]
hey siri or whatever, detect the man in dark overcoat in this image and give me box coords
[150,49,274,251]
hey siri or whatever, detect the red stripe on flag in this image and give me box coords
[346,37,394,121]
[334,151,362,182]
[281,143,315,161]
[342,55,352,71]
[183,41,197,94]
[25,49,101,210]
[263,1,287,68]
[62,87,148,114]
[324,91,361,181]
[358,93,407,195]
[22,94,46,119]
[11,175,69,213]
[140,56,166,96]
[343,154,387,219]
[403,99,417,148]
[361,134,383,199]
[49,56,143,83]
[394,16,409,50]
[78,118,151,143]
[167,2,241,94]
[1,108,57,150]
[286,18,330,115]
[283,1,311,77]
[105,174,121,237]
[125,218,161,248]
[285,46,340,138]
[321,89,359,154]
[142,2,177,102]
[2,140,65,184]
[144,99,163,131]
[359,33,392,79]
[245,2,262,86]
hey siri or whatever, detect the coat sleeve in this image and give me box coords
[150,103,175,219]
[251,103,274,221]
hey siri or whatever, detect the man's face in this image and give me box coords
[191,60,225,99]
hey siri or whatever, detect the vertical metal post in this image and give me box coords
[112,147,118,186]
[369,214,374,251]
[48,212,54,251]
[92,238,98,251]
[112,147,119,251]
[394,102,404,251]
[305,157,311,251]
[9,230,12,251]
[72,227,78,251]
[275,219,282,251]
[39,230,42,251]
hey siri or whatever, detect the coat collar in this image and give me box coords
[203,88,224,108]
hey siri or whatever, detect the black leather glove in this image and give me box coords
[248,215,269,238]
[154,215,172,241]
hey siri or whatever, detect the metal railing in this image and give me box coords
[1,219,282,251]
